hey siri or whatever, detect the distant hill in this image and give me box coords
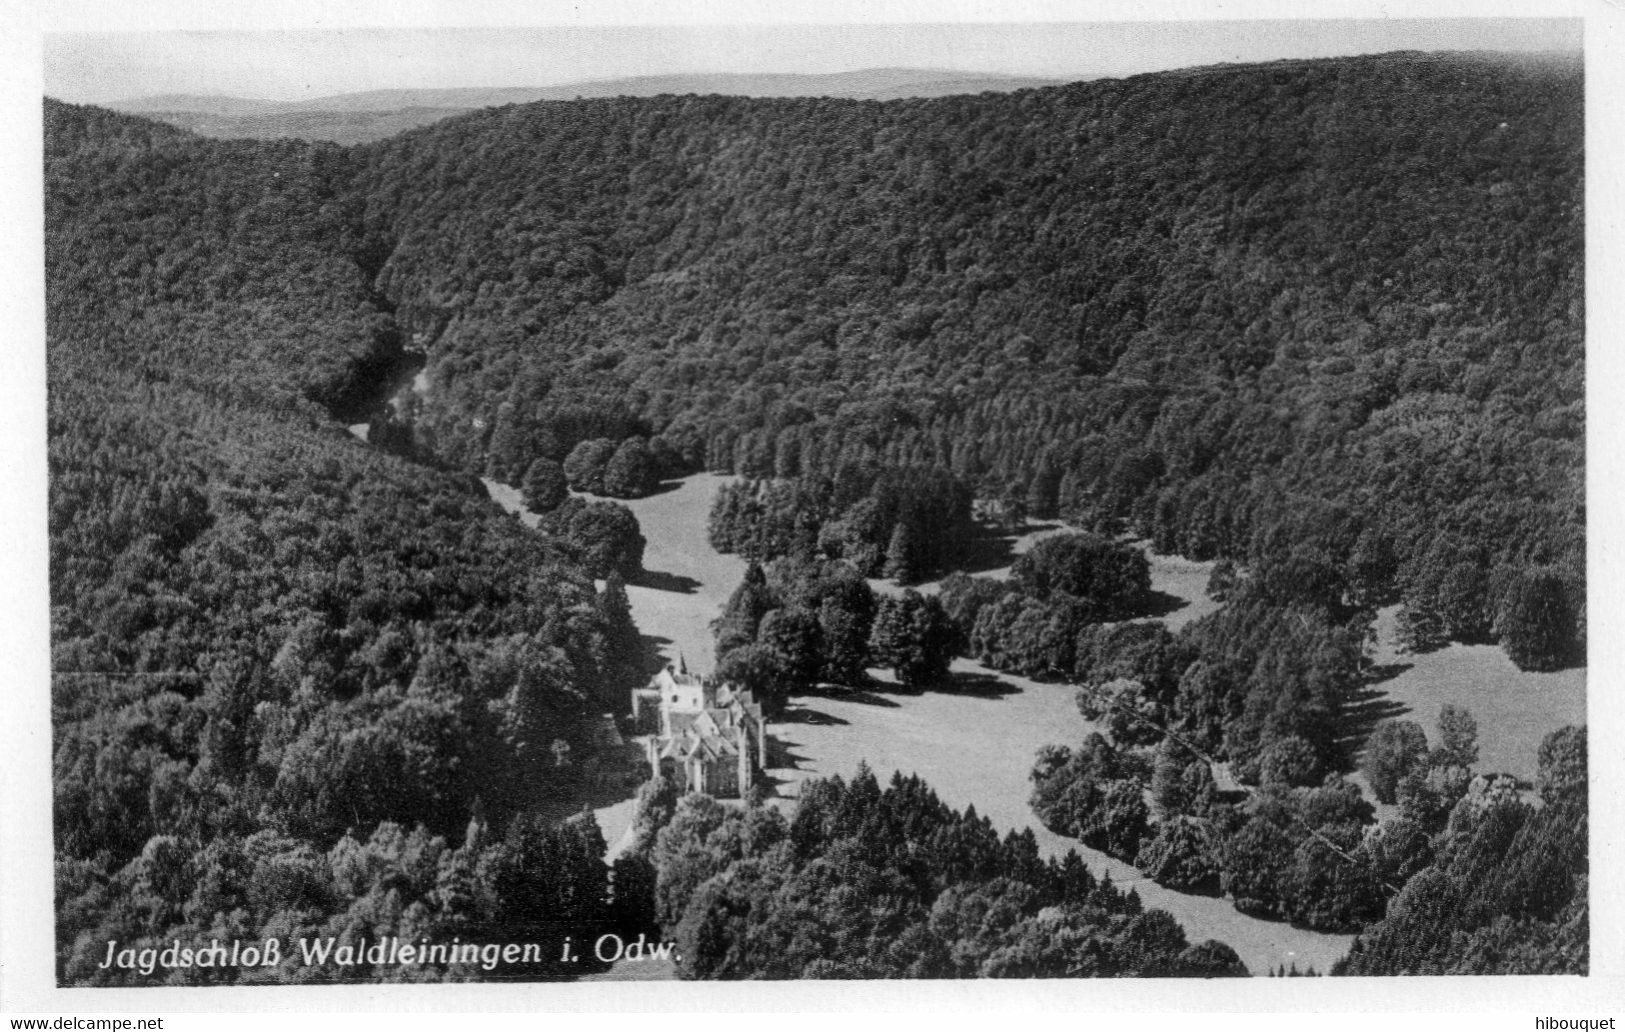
[292,69,1069,109]
[104,68,1069,143]
[108,92,276,116]
[117,106,472,146]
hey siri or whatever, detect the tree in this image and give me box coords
[1220,815,1294,918]
[1258,735,1322,789]
[484,402,530,484]
[937,573,1011,637]
[816,595,871,686]
[591,571,645,712]
[1103,679,1163,749]
[1395,598,1448,654]
[607,852,658,937]
[1363,816,1434,887]
[488,637,581,789]
[1025,460,1061,520]
[541,498,646,578]
[1174,940,1248,978]
[1012,533,1150,617]
[1345,529,1398,608]
[602,437,657,499]
[1205,559,1238,603]
[563,437,617,494]
[1496,569,1577,671]
[1437,562,1490,642]
[1135,816,1220,894]
[883,518,922,584]
[1435,704,1479,769]
[521,457,569,512]
[472,814,592,955]
[715,642,792,717]
[714,562,774,658]
[628,775,679,854]
[651,794,742,930]
[1536,725,1586,807]
[1396,763,1472,834]
[870,590,959,687]
[1363,719,1430,804]
[1084,780,1151,862]
[1296,775,1374,830]
[757,607,822,691]
[1279,828,1386,931]
[1150,738,1196,816]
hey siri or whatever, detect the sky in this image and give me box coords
[44,16,1583,105]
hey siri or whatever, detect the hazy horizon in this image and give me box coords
[46,18,1580,107]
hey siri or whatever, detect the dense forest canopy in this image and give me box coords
[628,765,1248,978]
[46,99,647,984]
[45,46,1584,982]
[347,51,1582,666]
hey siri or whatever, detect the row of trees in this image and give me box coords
[559,436,665,499]
[710,558,961,712]
[1031,694,1587,965]
[707,466,976,583]
[942,544,1361,784]
[1335,726,1588,974]
[1396,561,1581,671]
[623,766,1248,978]
[57,811,629,986]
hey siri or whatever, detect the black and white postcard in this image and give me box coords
[4,0,1620,1020]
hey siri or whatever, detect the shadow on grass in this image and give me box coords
[631,569,702,594]
[936,519,1073,579]
[639,478,689,499]
[1336,682,1414,754]
[946,532,1022,578]
[799,683,902,708]
[782,706,850,727]
[1212,787,1251,808]
[769,739,815,771]
[1366,661,1415,684]
[533,761,647,822]
[864,668,1024,701]
[581,479,687,502]
[801,668,1028,704]
[1136,588,1189,620]
[564,771,648,813]
[931,669,1022,699]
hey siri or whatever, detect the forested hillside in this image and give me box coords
[351,50,1583,668]
[47,101,643,984]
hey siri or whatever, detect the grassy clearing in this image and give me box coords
[875,522,1223,633]
[618,477,1347,974]
[765,660,1353,976]
[499,474,1433,975]
[614,474,746,673]
[1360,605,1586,783]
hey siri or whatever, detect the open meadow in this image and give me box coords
[497,472,1585,978]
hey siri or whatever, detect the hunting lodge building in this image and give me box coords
[630,660,768,798]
